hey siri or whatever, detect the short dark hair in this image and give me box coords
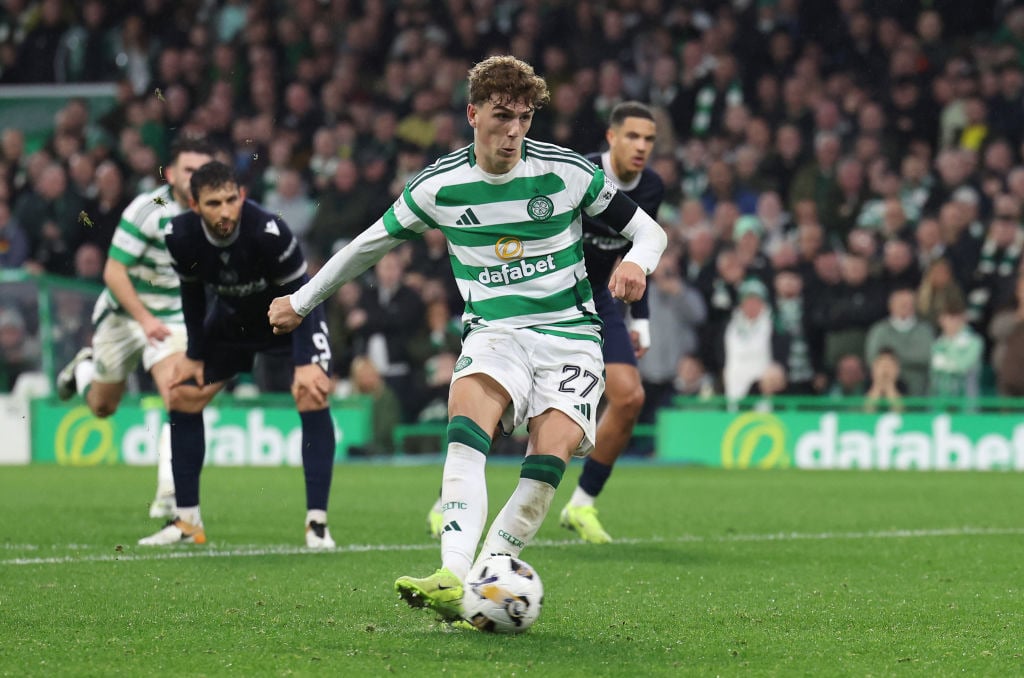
[189,160,237,201]
[169,136,217,164]
[608,101,655,127]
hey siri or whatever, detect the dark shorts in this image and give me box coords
[202,305,330,384]
[593,287,637,367]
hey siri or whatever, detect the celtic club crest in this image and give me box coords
[526,195,554,222]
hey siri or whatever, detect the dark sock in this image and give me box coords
[578,457,613,498]
[301,409,335,511]
[169,411,205,507]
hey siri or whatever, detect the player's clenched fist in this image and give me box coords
[268,295,303,334]
[608,261,647,303]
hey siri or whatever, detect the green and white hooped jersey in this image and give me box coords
[93,184,184,325]
[386,140,617,342]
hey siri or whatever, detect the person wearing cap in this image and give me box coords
[733,214,772,283]
[723,277,786,400]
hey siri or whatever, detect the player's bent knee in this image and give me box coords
[91,403,117,419]
[167,387,211,414]
[294,393,326,412]
[611,383,645,420]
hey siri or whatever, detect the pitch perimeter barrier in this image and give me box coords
[0,270,103,388]
[30,394,372,466]
[658,396,1024,470]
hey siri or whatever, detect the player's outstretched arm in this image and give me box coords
[268,218,403,332]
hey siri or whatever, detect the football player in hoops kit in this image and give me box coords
[139,161,336,548]
[427,102,665,544]
[268,56,666,622]
[56,137,216,520]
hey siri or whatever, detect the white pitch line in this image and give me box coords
[3,526,1024,567]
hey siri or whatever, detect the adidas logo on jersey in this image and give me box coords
[455,208,481,225]
[477,255,557,286]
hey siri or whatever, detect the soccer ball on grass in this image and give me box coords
[462,554,543,633]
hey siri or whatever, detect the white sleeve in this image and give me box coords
[619,208,668,275]
[289,218,401,316]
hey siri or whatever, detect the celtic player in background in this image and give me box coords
[268,55,667,624]
[56,137,216,520]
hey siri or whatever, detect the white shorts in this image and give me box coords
[91,313,187,384]
[452,326,605,456]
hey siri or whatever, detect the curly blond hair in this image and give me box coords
[467,55,550,109]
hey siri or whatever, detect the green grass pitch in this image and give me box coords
[2,462,1023,676]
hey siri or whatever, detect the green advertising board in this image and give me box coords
[31,396,371,466]
[657,409,1024,471]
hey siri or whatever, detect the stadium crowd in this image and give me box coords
[2,0,1024,450]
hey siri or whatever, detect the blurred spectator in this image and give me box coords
[723,278,785,400]
[833,157,869,239]
[56,0,118,83]
[772,268,817,394]
[990,271,1024,395]
[880,239,923,293]
[347,251,425,422]
[732,215,771,283]
[829,353,868,398]
[701,159,758,216]
[915,216,948,271]
[0,307,40,390]
[79,160,128,252]
[306,159,373,259]
[12,0,67,83]
[49,288,92,368]
[13,162,83,274]
[917,257,966,326]
[966,195,1023,330]
[405,227,462,318]
[0,201,29,269]
[929,300,984,398]
[638,251,707,412]
[759,122,805,203]
[865,348,906,412]
[347,356,400,457]
[865,288,936,396]
[754,191,794,253]
[790,131,841,235]
[416,352,457,425]
[308,126,340,194]
[818,253,888,371]
[700,246,744,380]
[672,354,715,400]
[72,241,103,283]
[264,168,315,245]
[324,281,361,379]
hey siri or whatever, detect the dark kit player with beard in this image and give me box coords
[139,161,337,549]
